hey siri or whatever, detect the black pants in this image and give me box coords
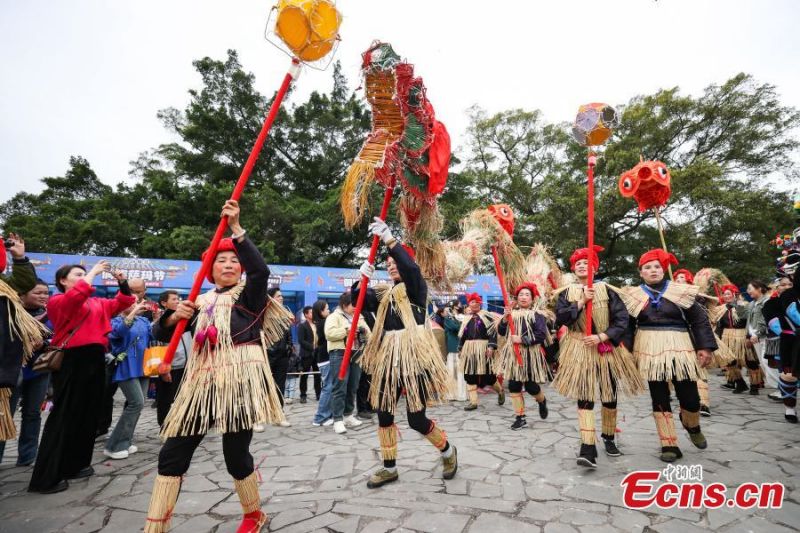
[508,380,541,396]
[158,429,253,480]
[464,373,497,386]
[155,368,186,426]
[357,371,373,413]
[96,362,118,435]
[29,345,106,490]
[299,356,321,399]
[648,379,700,413]
[377,385,441,468]
[269,356,289,407]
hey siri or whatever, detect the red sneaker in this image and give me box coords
[236,511,268,533]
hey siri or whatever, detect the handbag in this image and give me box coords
[32,310,90,373]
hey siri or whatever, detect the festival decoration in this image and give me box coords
[572,103,618,336]
[159,2,341,376]
[339,41,451,379]
[619,157,675,278]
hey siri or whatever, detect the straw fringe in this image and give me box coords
[497,310,549,382]
[0,279,48,365]
[697,379,709,406]
[653,411,678,447]
[710,333,737,368]
[663,282,699,309]
[680,409,700,431]
[399,195,448,289]
[578,408,596,445]
[726,366,742,381]
[361,283,451,414]
[634,329,701,382]
[615,282,698,317]
[424,422,448,451]
[0,388,16,441]
[234,472,262,514]
[160,286,287,438]
[378,425,398,461]
[458,340,491,375]
[144,475,181,533]
[510,392,525,415]
[721,328,758,367]
[601,407,616,437]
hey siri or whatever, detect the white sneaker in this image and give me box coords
[127,445,138,455]
[103,449,129,460]
[322,418,334,427]
[344,414,363,427]
[285,398,294,405]
[278,420,292,427]
[333,420,347,434]
[253,423,265,433]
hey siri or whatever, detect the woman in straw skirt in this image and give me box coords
[355,218,456,489]
[459,293,504,410]
[497,282,549,431]
[144,200,292,533]
[623,249,716,463]
[553,246,643,468]
[716,284,764,394]
[674,268,736,416]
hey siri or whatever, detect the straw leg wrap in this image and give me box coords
[747,367,764,387]
[680,409,701,434]
[534,390,546,403]
[653,412,678,448]
[725,365,742,382]
[601,407,617,439]
[378,424,398,462]
[0,388,16,441]
[466,384,478,406]
[234,472,262,514]
[510,392,525,416]
[144,475,182,533]
[578,409,596,445]
[424,421,448,451]
[697,379,709,407]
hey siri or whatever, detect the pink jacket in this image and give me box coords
[48,279,136,349]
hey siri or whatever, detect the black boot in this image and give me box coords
[660,446,683,463]
[538,399,548,420]
[576,444,597,468]
[510,415,528,430]
[732,379,749,394]
[602,436,621,457]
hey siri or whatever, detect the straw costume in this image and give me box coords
[553,247,643,468]
[497,282,550,430]
[715,284,764,394]
[622,249,717,463]
[458,293,503,410]
[144,236,292,533]
[354,227,456,489]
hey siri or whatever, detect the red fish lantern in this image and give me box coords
[618,158,672,212]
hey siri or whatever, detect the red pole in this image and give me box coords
[338,182,395,380]
[158,58,301,376]
[586,152,597,335]
[492,246,523,366]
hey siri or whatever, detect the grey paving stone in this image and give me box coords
[270,508,315,530]
[519,501,560,522]
[468,512,537,532]
[332,503,404,520]
[330,516,361,533]
[403,510,470,533]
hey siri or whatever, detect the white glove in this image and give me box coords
[359,261,375,279]
[105,353,115,365]
[368,217,393,244]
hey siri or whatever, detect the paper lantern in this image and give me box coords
[274,0,341,62]
[618,158,672,212]
[571,103,619,146]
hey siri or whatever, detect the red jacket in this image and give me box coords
[48,279,136,349]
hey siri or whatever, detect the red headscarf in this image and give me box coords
[466,292,482,304]
[202,238,242,283]
[569,245,604,271]
[514,282,540,298]
[0,238,6,273]
[402,244,416,260]
[638,249,678,271]
[720,284,739,295]
[673,268,694,284]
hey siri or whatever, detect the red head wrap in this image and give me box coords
[466,292,482,304]
[514,282,540,299]
[0,239,6,273]
[202,238,242,284]
[401,244,416,260]
[673,269,694,284]
[720,284,739,295]
[638,249,678,271]
[569,245,604,271]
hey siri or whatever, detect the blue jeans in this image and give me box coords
[313,362,333,424]
[105,377,148,453]
[0,372,50,466]
[285,376,298,400]
[329,350,362,421]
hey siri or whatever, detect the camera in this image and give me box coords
[3,238,14,248]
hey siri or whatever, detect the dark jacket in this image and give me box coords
[498,311,548,346]
[298,320,316,362]
[0,258,38,387]
[459,313,498,350]
[268,327,294,361]
[555,285,628,346]
[443,315,462,353]
[314,319,329,364]
[155,237,270,345]
[352,244,426,332]
[629,281,717,352]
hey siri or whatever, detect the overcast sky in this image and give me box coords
[2,0,799,203]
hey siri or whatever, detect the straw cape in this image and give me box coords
[160,283,293,438]
[552,282,644,403]
[360,283,451,414]
[497,309,550,383]
[457,310,499,376]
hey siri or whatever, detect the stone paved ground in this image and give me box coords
[0,372,798,532]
